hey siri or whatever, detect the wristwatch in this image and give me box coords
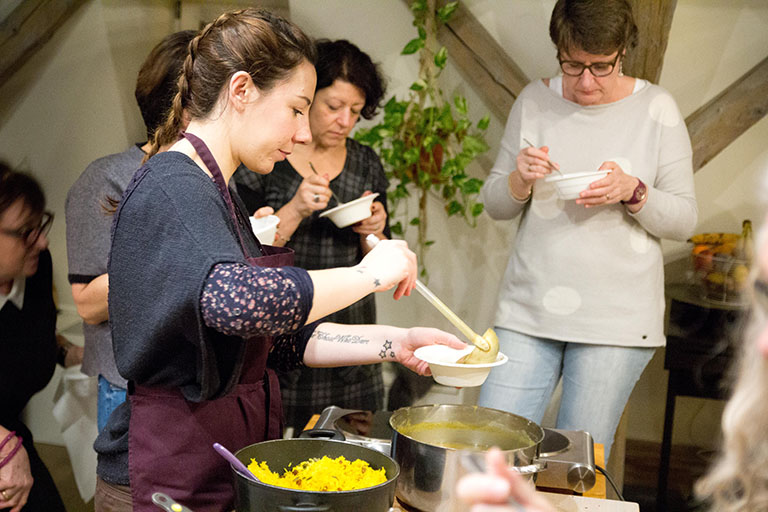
[622,178,647,205]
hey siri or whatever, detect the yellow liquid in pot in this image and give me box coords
[397,421,534,451]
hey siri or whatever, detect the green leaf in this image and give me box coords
[410,0,427,15]
[438,104,454,132]
[410,79,426,91]
[462,134,490,155]
[477,114,490,131]
[404,147,420,165]
[402,38,424,55]
[391,222,404,235]
[418,26,427,40]
[447,200,463,216]
[409,217,421,226]
[454,95,468,115]
[471,203,485,217]
[424,240,436,246]
[434,47,448,69]
[437,2,459,23]
[461,177,484,195]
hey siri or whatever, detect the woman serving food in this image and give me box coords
[94,9,463,512]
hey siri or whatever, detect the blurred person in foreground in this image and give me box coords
[233,39,397,431]
[478,0,696,459]
[1,162,81,512]
[65,29,196,432]
[456,447,556,512]
[695,206,768,509]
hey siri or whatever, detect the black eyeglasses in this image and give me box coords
[558,51,621,77]
[0,211,54,247]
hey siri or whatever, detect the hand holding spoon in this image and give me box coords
[522,138,562,177]
[365,235,499,363]
[308,162,343,206]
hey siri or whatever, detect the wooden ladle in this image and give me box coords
[365,235,499,364]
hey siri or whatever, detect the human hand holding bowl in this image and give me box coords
[575,161,639,208]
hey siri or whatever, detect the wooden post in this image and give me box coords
[624,0,678,83]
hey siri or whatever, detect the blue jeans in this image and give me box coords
[477,328,655,459]
[98,375,127,432]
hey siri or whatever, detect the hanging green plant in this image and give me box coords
[355,0,490,274]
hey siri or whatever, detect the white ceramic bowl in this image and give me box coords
[319,193,379,228]
[249,215,280,245]
[414,345,508,387]
[544,170,610,200]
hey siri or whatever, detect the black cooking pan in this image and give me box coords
[233,438,399,512]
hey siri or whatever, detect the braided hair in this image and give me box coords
[145,8,317,161]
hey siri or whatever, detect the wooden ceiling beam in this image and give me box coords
[686,56,768,172]
[436,1,527,121]
[0,0,85,90]
[624,0,678,83]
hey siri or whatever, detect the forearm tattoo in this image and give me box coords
[356,267,381,288]
[313,330,369,345]
[379,339,395,360]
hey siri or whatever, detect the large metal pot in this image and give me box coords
[390,404,546,512]
[233,438,399,511]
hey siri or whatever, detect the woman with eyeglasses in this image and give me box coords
[478,0,697,459]
[0,162,82,511]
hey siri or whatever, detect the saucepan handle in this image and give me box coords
[297,428,345,441]
[508,460,548,475]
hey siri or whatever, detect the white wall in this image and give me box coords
[2,0,766,448]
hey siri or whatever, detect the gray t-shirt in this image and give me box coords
[66,144,144,386]
[481,80,697,348]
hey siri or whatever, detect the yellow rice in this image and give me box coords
[247,455,387,492]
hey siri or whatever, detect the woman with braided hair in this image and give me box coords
[93,8,464,512]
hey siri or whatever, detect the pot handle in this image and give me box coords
[277,505,332,512]
[297,428,345,441]
[508,460,547,475]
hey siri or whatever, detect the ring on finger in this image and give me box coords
[606,194,611,200]
[313,194,320,203]
[1,490,8,500]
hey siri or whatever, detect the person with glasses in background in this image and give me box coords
[478,0,697,460]
[0,161,82,512]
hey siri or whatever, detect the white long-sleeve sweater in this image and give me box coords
[482,79,697,347]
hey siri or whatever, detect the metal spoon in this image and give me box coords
[522,138,562,177]
[212,442,258,482]
[365,234,499,363]
[308,162,343,206]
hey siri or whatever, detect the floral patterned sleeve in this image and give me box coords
[200,262,313,338]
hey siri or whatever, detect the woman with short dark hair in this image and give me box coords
[233,39,392,432]
[0,162,70,512]
[478,0,697,459]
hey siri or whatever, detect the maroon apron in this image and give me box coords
[127,133,294,511]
